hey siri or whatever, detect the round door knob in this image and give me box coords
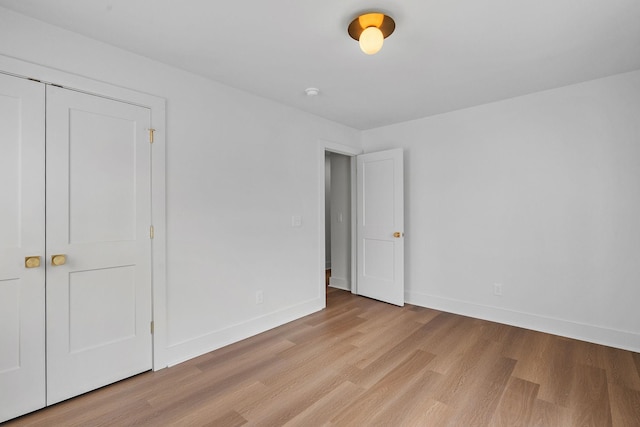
[393,232,403,238]
[51,254,67,266]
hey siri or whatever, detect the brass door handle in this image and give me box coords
[393,232,404,238]
[25,256,41,268]
[51,254,67,266]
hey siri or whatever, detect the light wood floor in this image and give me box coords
[6,288,640,426]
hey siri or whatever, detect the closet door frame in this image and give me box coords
[0,54,169,370]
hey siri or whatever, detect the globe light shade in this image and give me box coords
[348,12,395,55]
[359,26,384,55]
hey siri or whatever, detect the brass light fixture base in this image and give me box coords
[348,13,395,41]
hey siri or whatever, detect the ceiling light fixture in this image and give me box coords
[348,12,395,55]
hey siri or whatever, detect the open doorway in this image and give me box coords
[325,152,352,293]
[318,141,360,307]
[319,142,405,308]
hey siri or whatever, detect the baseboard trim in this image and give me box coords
[406,291,640,353]
[165,297,325,367]
[329,277,350,291]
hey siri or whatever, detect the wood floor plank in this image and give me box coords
[412,312,479,375]
[479,319,522,345]
[351,302,422,337]
[350,317,425,369]
[569,364,612,427]
[541,337,575,406]
[377,398,453,427]
[422,323,484,376]
[239,369,345,425]
[608,382,640,426]
[432,337,504,406]
[406,305,442,324]
[512,333,574,406]
[7,392,154,427]
[301,304,364,328]
[233,350,359,420]
[340,323,437,389]
[194,338,294,376]
[192,336,295,373]
[364,369,446,426]
[633,352,640,380]
[329,349,435,425]
[283,381,364,427]
[499,326,535,362]
[445,356,517,426]
[599,345,640,390]
[155,381,266,425]
[284,311,367,345]
[530,399,570,427]
[510,331,552,384]
[202,410,248,427]
[5,288,639,427]
[145,354,276,410]
[489,377,540,427]
[340,296,395,322]
[570,338,608,370]
[264,340,359,386]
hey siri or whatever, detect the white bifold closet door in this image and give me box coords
[0,73,47,423]
[0,74,153,422]
[45,85,153,405]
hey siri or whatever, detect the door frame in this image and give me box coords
[0,54,168,370]
[318,140,360,303]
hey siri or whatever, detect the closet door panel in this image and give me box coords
[0,74,46,423]
[45,85,152,405]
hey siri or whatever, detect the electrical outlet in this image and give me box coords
[256,290,263,304]
[493,283,502,296]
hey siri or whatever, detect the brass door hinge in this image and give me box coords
[150,225,154,239]
[149,128,155,144]
[150,321,154,334]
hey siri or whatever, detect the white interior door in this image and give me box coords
[356,148,404,306]
[0,74,46,423]
[45,86,153,404]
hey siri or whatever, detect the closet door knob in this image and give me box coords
[25,256,41,268]
[51,254,67,266]
[393,232,404,238]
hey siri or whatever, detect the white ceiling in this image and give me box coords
[2,0,639,130]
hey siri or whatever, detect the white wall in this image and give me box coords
[363,70,640,352]
[329,153,351,290]
[0,7,361,366]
